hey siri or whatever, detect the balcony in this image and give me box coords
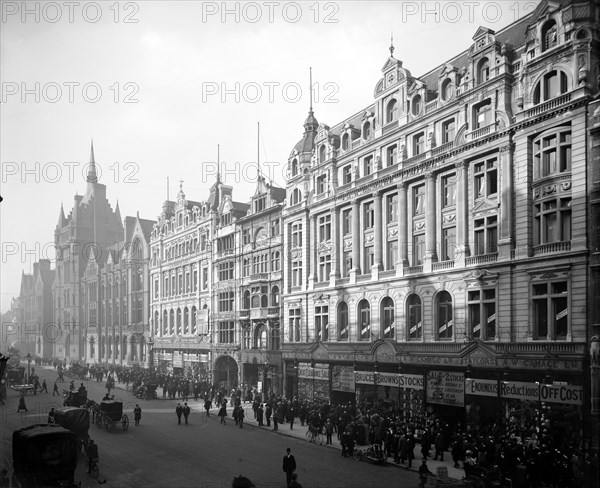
[526,93,572,119]
[404,265,423,275]
[432,260,455,271]
[431,141,454,157]
[402,152,427,166]
[267,307,280,317]
[465,253,498,266]
[250,309,268,320]
[249,273,269,283]
[468,123,495,141]
[533,242,571,255]
[239,310,249,319]
[425,100,438,114]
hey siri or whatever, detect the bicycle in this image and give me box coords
[306,427,324,445]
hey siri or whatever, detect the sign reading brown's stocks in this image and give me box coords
[426,370,465,407]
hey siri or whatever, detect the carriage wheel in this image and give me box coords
[122,414,129,431]
[353,449,363,461]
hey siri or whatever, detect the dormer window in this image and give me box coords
[291,158,298,177]
[254,195,266,213]
[473,99,492,129]
[319,145,326,163]
[441,79,454,101]
[290,188,302,205]
[533,70,568,104]
[386,99,397,123]
[363,121,371,140]
[316,174,327,194]
[342,133,349,150]
[412,95,422,116]
[542,20,557,52]
[478,57,490,83]
[221,213,231,226]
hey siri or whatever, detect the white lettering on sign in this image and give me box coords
[465,378,498,397]
[500,381,539,401]
[539,384,583,405]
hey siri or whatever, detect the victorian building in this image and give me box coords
[53,143,124,360]
[280,0,598,446]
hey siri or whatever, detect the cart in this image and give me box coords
[63,389,88,407]
[6,367,25,387]
[95,400,129,431]
[53,407,91,454]
[352,445,387,465]
[134,383,158,400]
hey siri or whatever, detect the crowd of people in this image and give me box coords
[35,357,598,488]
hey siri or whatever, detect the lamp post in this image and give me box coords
[263,359,270,396]
[311,359,316,402]
[148,338,154,378]
[26,353,32,385]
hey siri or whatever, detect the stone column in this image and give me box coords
[455,161,469,266]
[397,182,408,276]
[350,200,361,284]
[330,207,340,286]
[424,172,438,272]
[498,141,514,260]
[372,191,383,279]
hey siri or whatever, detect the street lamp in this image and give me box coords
[26,353,32,385]
[147,338,154,378]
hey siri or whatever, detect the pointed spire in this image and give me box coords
[115,200,121,221]
[87,139,98,183]
[57,202,66,227]
[390,32,395,57]
[257,122,261,180]
[309,67,313,115]
[303,67,318,132]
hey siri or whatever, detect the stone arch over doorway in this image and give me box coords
[213,355,239,390]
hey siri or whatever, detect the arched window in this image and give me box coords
[255,324,267,349]
[178,213,183,227]
[184,307,189,335]
[191,306,197,335]
[441,79,454,101]
[243,290,250,309]
[407,294,422,340]
[437,291,453,339]
[542,20,557,51]
[478,57,490,83]
[271,286,279,306]
[533,70,568,104]
[363,121,371,140]
[291,158,299,176]
[381,297,395,339]
[291,188,302,205]
[176,308,182,335]
[261,293,268,308]
[338,301,348,340]
[342,133,349,151]
[154,311,159,336]
[251,293,260,308]
[319,145,326,163]
[412,95,422,116]
[386,99,397,123]
[169,309,174,335]
[358,299,371,340]
[130,336,137,360]
[162,310,168,335]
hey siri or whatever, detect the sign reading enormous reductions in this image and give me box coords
[500,381,539,402]
[426,370,465,407]
[332,365,355,392]
[354,371,424,390]
[298,362,329,380]
[465,378,498,397]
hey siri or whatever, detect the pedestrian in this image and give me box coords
[87,440,99,475]
[265,403,272,427]
[218,403,228,424]
[233,405,239,426]
[273,405,279,432]
[204,397,212,417]
[434,431,445,461]
[52,381,60,396]
[325,419,334,445]
[288,405,295,430]
[238,405,244,428]
[418,459,432,488]
[33,377,40,395]
[183,403,190,424]
[47,407,55,423]
[257,404,264,427]
[134,404,142,426]
[17,394,27,412]
[282,448,297,488]
[41,379,48,394]
[176,403,183,425]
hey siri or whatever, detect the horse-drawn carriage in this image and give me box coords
[134,382,158,400]
[63,389,88,407]
[53,406,90,454]
[94,400,129,431]
[6,367,25,387]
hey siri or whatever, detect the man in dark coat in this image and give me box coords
[265,403,272,427]
[282,448,297,487]
[134,404,142,426]
[183,403,190,424]
[204,397,212,417]
[175,403,183,425]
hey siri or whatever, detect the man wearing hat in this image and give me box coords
[282,448,297,487]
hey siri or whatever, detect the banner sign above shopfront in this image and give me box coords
[539,384,583,405]
[399,354,582,371]
[332,365,355,392]
[465,378,498,397]
[426,370,465,407]
[500,381,539,402]
[298,363,329,380]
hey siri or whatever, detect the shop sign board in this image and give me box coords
[500,381,539,402]
[331,365,355,392]
[199,353,209,362]
[173,351,183,368]
[426,370,465,406]
[539,384,583,405]
[465,378,498,397]
[298,362,329,380]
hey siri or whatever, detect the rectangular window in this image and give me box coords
[218,291,235,312]
[316,175,327,194]
[413,132,425,156]
[442,174,456,207]
[468,289,496,340]
[254,195,266,213]
[193,270,198,292]
[291,222,303,247]
[342,165,352,185]
[532,281,568,340]
[474,215,498,255]
[342,209,352,235]
[364,202,374,229]
[218,261,235,281]
[242,229,251,245]
[442,118,456,144]
[412,234,425,266]
[272,251,280,272]
[243,258,250,277]
[474,100,492,129]
[343,251,352,277]
[387,241,398,270]
[218,321,235,344]
[441,227,456,261]
[318,254,331,282]
[202,268,208,290]
[154,280,158,299]
[387,194,398,223]
[270,219,280,237]
[364,246,374,271]
[534,198,571,246]
[289,308,301,342]
[363,155,374,176]
[318,214,331,242]
[291,260,303,287]
[474,157,498,198]
[315,306,329,341]
[413,185,425,216]
[386,144,397,167]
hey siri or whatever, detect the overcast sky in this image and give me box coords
[0,0,539,312]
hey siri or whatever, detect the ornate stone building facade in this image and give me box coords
[280,0,598,443]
